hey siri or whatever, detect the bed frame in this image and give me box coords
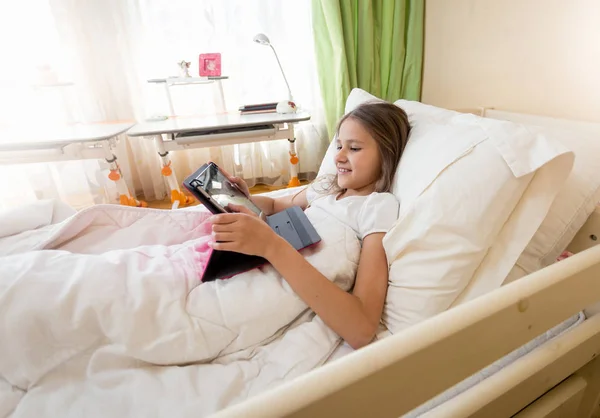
[213,111,600,418]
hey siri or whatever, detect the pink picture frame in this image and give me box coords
[199,53,222,77]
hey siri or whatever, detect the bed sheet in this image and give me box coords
[0,193,361,418]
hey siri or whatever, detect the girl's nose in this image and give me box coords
[335,149,347,163]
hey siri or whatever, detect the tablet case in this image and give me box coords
[201,206,321,281]
[182,164,322,281]
[182,163,239,214]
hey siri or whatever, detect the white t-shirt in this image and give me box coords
[306,182,400,240]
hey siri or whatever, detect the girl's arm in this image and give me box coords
[225,173,308,215]
[265,232,388,349]
[251,188,308,216]
[209,211,388,349]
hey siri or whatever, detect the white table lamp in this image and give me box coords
[253,33,297,114]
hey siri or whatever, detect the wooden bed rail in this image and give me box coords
[423,313,600,417]
[213,244,600,418]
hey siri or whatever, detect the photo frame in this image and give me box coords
[199,53,222,77]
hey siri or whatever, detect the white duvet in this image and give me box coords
[0,200,360,417]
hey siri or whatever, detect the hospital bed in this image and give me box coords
[2,91,599,418]
[211,99,600,417]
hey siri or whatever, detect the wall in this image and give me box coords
[422,0,600,122]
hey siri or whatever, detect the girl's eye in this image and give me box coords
[350,147,361,152]
[336,145,342,150]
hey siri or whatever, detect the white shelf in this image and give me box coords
[147,76,229,116]
[148,76,229,86]
[31,82,75,88]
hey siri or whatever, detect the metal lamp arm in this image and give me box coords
[269,44,294,102]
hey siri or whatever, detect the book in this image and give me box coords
[240,108,277,115]
[238,102,278,112]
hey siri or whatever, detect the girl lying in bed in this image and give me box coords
[209,102,410,349]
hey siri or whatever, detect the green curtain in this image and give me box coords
[312,0,424,137]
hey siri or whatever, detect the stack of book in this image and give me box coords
[239,102,278,115]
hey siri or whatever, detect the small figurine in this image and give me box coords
[177,60,191,77]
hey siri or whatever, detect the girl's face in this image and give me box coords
[335,118,382,195]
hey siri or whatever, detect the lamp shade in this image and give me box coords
[253,33,271,46]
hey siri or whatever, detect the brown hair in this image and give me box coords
[317,101,410,195]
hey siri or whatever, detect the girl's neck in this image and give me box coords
[337,183,377,200]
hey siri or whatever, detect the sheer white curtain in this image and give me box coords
[0,0,328,209]
[0,0,122,210]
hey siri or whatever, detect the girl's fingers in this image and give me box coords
[226,203,256,216]
[209,213,241,224]
[211,223,232,233]
[230,179,249,196]
[209,241,236,252]
[212,231,235,242]
[219,168,243,188]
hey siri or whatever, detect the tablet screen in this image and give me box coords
[196,163,262,215]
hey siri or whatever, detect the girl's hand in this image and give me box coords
[209,207,281,258]
[225,203,258,217]
[219,167,251,198]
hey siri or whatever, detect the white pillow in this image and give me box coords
[484,111,600,274]
[398,102,600,276]
[318,89,574,333]
[386,122,572,331]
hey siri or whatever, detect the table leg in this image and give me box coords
[287,123,301,187]
[153,134,194,209]
[213,79,226,113]
[164,83,176,117]
[102,141,146,207]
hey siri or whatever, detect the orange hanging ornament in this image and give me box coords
[161,161,173,177]
[108,169,121,181]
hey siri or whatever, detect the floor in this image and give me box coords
[144,182,307,210]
